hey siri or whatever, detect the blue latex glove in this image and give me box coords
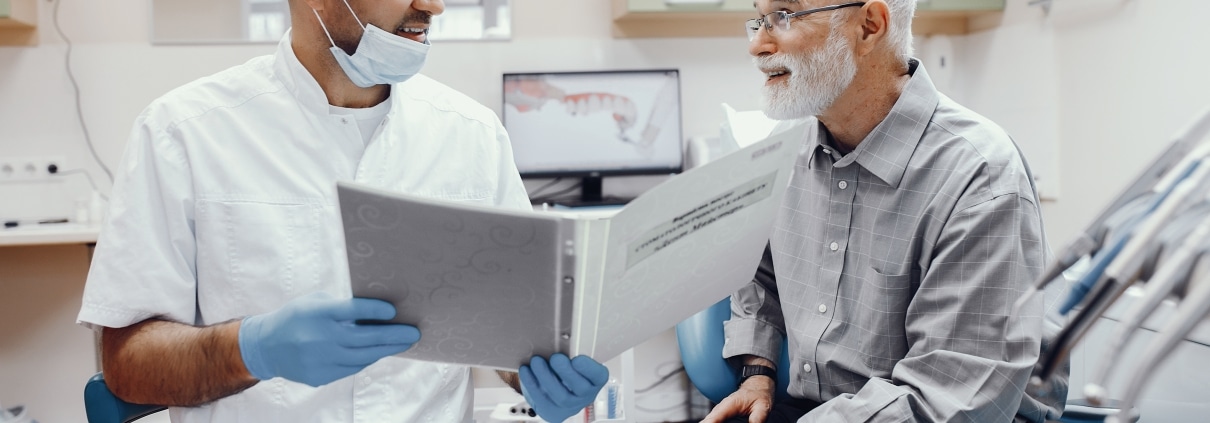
[238,291,420,387]
[519,354,609,422]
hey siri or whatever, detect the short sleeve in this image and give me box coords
[77,110,199,331]
[493,119,532,211]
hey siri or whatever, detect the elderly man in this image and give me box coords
[704,1,1066,422]
[77,0,604,422]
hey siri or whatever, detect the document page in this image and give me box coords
[582,123,807,361]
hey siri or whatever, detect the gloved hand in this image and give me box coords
[238,291,419,387]
[518,354,609,423]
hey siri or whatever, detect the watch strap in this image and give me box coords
[738,364,776,387]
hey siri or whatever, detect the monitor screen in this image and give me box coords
[502,69,683,179]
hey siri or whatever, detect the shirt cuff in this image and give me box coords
[721,317,784,366]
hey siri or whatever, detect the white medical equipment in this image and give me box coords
[1015,107,1210,423]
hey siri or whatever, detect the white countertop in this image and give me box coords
[0,222,101,247]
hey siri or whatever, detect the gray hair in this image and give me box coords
[831,0,916,64]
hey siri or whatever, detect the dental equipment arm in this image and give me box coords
[1018,106,1210,308]
[1106,255,1210,423]
[1084,214,1210,404]
[1034,155,1210,383]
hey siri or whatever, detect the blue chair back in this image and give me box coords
[84,373,166,423]
[675,297,792,403]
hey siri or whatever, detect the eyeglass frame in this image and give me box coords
[745,2,866,41]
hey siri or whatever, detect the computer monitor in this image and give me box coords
[502,69,683,206]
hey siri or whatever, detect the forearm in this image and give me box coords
[497,370,522,394]
[741,355,775,369]
[101,319,257,406]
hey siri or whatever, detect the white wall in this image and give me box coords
[941,0,1210,251]
[943,0,1210,420]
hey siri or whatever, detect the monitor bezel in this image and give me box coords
[501,68,685,179]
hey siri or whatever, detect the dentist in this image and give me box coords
[78,1,605,422]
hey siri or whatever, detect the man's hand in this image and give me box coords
[701,375,776,423]
[238,291,420,387]
[518,354,609,423]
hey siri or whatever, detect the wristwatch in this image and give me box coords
[738,364,776,387]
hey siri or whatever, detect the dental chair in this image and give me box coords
[84,373,165,423]
[675,298,1140,423]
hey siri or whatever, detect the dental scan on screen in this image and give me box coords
[502,71,681,173]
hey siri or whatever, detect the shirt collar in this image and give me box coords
[808,58,940,188]
[273,29,341,118]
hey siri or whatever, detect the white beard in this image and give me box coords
[756,26,858,120]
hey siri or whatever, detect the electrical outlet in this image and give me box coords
[0,156,66,182]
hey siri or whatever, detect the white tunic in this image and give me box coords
[77,32,530,423]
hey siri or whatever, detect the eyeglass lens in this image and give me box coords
[746,11,789,41]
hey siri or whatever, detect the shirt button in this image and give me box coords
[822,148,831,155]
[818,304,827,313]
[838,181,848,190]
[803,363,812,373]
[341,118,349,124]
[829,242,839,251]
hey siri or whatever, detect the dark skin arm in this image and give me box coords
[497,370,523,393]
[101,319,258,406]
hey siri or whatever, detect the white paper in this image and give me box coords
[722,103,782,148]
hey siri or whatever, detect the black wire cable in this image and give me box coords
[526,177,564,198]
[53,0,114,184]
[531,181,584,203]
[54,168,109,202]
[635,366,685,394]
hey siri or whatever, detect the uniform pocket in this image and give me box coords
[195,199,327,318]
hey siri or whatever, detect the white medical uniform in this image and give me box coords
[78,32,530,423]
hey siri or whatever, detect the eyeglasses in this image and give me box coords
[745,2,866,41]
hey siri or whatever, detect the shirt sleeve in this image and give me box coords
[801,193,1047,423]
[77,110,199,331]
[492,119,532,212]
[722,243,788,366]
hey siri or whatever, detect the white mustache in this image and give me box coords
[754,54,797,74]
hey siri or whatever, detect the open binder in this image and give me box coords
[338,123,806,369]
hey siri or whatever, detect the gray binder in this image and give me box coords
[339,122,807,370]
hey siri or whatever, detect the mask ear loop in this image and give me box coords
[339,0,367,29]
[312,9,338,47]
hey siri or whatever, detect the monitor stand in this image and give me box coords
[552,175,631,208]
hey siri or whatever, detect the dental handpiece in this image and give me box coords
[1034,162,1210,384]
[1084,212,1210,405]
[1105,255,1210,423]
[1059,159,1204,316]
[1017,106,1210,309]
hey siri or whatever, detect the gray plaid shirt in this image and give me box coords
[723,60,1064,422]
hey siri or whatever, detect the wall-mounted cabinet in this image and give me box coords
[0,0,38,46]
[612,0,749,38]
[612,0,1006,38]
[913,0,1005,35]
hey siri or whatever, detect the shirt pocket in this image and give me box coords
[195,199,328,320]
[856,268,913,374]
[412,189,495,207]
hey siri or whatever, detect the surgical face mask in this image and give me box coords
[313,1,430,88]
